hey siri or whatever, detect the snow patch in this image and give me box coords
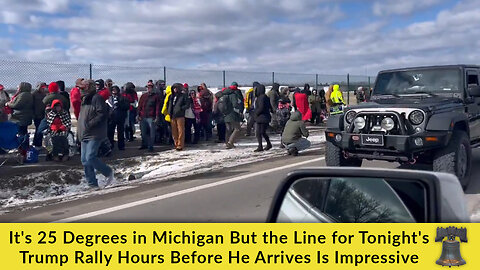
[0,133,325,210]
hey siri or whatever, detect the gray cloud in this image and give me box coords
[372,0,444,16]
[1,0,479,77]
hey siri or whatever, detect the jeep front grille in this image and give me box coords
[347,111,411,135]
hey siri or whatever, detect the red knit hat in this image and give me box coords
[183,83,189,90]
[48,82,59,93]
[0,84,4,91]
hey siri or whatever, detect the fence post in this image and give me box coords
[272,72,275,85]
[347,74,350,105]
[223,70,226,88]
[315,74,318,90]
[164,66,167,83]
[89,64,92,80]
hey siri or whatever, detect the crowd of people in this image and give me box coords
[0,78,350,188]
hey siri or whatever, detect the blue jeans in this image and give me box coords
[33,118,44,147]
[286,138,311,152]
[81,139,113,187]
[140,118,155,148]
[125,109,137,140]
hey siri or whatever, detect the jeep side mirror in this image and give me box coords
[267,168,469,223]
[468,85,480,97]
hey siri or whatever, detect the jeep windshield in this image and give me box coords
[374,68,462,96]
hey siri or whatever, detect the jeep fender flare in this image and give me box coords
[426,112,469,134]
[326,114,344,131]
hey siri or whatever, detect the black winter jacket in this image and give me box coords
[254,85,272,124]
[77,93,109,141]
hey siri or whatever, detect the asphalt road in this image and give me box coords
[1,147,480,223]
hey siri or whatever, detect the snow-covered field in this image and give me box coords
[0,133,325,210]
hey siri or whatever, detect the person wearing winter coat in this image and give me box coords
[0,84,10,110]
[56,80,70,111]
[268,83,281,133]
[122,82,138,142]
[244,82,259,136]
[167,83,190,151]
[253,84,272,152]
[45,99,72,161]
[32,82,47,147]
[276,97,291,135]
[70,78,84,120]
[78,79,114,188]
[138,82,162,152]
[198,83,213,141]
[43,82,70,111]
[304,83,312,96]
[221,86,243,149]
[154,80,170,144]
[292,88,312,121]
[309,89,323,125]
[213,90,227,143]
[107,86,130,151]
[185,90,202,144]
[95,79,111,101]
[6,82,34,150]
[281,111,311,156]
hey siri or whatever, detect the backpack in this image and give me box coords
[217,94,234,116]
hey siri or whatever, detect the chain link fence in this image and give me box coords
[0,59,376,104]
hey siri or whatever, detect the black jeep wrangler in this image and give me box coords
[325,65,480,189]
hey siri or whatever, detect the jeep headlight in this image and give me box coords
[381,117,395,131]
[345,110,356,124]
[354,117,366,129]
[408,110,424,125]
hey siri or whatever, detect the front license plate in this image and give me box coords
[361,134,384,146]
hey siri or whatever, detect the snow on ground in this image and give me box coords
[0,133,325,210]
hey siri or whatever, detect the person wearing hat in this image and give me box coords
[43,82,69,111]
[95,79,111,101]
[122,82,138,142]
[105,79,114,91]
[230,82,244,108]
[107,85,129,151]
[45,99,71,161]
[166,83,190,151]
[32,82,47,147]
[56,80,70,112]
[138,80,162,152]
[78,79,114,188]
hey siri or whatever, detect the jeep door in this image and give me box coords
[465,69,480,141]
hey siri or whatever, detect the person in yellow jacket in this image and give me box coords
[162,85,172,122]
[244,82,259,136]
[329,84,345,115]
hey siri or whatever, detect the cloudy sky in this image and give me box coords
[0,0,479,75]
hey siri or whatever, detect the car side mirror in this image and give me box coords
[468,85,480,97]
[267,168,469,223]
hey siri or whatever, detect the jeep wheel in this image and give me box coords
[326,141,362,167]
[433,131,471,190]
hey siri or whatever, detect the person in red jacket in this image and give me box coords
[95,79,111,101]
[137,84,162,152]
[292,88,312,121]
[70,78,84,120]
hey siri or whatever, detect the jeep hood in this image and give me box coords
[350,96,463,112]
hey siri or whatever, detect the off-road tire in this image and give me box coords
[326,141,362,167]
[433,131,471,190]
